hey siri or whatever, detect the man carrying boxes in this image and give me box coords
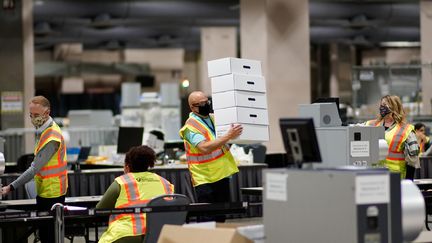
[180,57,269,222]
[179,91,242,222]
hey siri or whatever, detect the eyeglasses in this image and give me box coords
[192,100,211,107]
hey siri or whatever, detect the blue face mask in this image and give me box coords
[379,105,391,118]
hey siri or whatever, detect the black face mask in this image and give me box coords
[197,101,212,116]
[379,105,391,118]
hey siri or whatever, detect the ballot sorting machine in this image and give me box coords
[299,102,385,168]
[263,168,425,243]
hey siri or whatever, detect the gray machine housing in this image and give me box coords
[263,168,402,243]
[299,103,384,167]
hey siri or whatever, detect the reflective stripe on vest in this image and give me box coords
[187,148,225,164]
[109,173,173,236]
[36,128,62,154]
[183,116,228,165]
[386,124,411,162]
[179,113,238,186]
[110,174,147,235]
[34,122,68,197]
[159,177,172,194]
[186,118,212,141]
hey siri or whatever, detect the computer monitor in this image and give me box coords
[117,127,144,154]
[279,118,322,167]
[77,146,91,162]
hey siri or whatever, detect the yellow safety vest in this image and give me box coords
[179,113,238,187]
[420,137,430,155]
[99,172,174,243]
[366,119,412,178]
[34,122,68,198]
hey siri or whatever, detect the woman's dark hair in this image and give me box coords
[414,123,425,131]
[124,145,156,172]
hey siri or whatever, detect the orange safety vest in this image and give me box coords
[99,172,174,243]
[179,113,238,187]
[34,121,68,198]
[419,137,430,155]
[366,119,412,178]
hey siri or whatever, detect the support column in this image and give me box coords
[200,27,237,95]
[0,0,35,153]
[421,0,432,115]
[241,0,310,153]
[329,43,355,104]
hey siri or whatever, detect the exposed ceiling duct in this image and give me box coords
[32,1,421,50]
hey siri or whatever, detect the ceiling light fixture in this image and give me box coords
[379,42,420,48]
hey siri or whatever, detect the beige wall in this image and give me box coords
[241,0,310,153]
[200,27,237,95]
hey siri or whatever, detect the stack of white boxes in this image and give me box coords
[208,57,269,144]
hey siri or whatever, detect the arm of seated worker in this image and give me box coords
[96,181,120,209]
[9,141,59,191]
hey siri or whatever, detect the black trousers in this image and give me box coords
[406,165,416,180]
[36,195,66,243]
[194,177,231,222]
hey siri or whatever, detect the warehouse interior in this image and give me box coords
[1,0,432,242]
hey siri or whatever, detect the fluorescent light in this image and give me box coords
[181,79,190,88]
[379,42,420,48]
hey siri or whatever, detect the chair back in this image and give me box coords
[144,194,190,243]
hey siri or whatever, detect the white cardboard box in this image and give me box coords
[214,107,269,126]
[211,74,266,93]
[208,57,262,77]
[216,123,269,144]
[212,90,268,110]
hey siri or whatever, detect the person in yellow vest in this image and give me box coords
[414,123,431,155]
[364,95,419,180]
[179,91,242,222]
[1,95,68,243]
[97,145,174,243]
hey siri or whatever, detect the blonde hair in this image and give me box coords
[30,96,50,109]
[377,95,406,124]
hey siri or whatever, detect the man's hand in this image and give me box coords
[1,185,11,196]
[195,124,243,154]
[226,124,243,140]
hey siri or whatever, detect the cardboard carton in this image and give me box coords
[157,223,253,243]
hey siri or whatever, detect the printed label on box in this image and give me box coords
[266,173,288,201]
[351,141,370,157]
[355,175,389,205]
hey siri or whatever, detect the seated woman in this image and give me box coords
[414,123,431,155]
[97,145,174,243]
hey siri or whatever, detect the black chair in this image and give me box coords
[16,153,34,172]
[143,194,190,243]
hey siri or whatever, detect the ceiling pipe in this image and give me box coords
[34,1,419,21]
